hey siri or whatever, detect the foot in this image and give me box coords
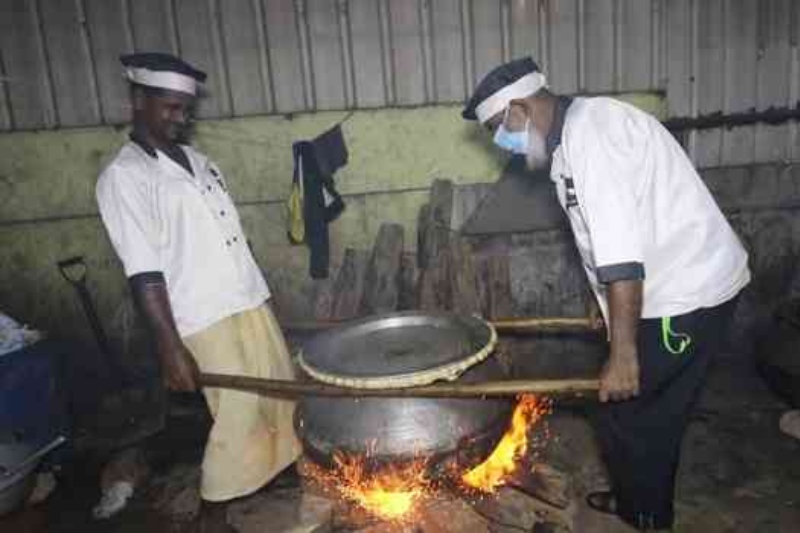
[198,501,237,533]
[586,490,617,515]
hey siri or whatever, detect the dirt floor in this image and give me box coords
[1,357,798,532]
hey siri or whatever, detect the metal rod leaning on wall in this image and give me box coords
[199,373,600,400]
[663,103,800,132]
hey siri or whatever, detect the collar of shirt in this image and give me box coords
[129,127,158,158]
[545,95,574,156]
[129,127,193,175]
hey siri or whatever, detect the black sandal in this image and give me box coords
[586,490,617,515]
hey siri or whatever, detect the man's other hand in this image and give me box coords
[161,344,201,392]
[599,348,640,402]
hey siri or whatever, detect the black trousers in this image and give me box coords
[591,297,739,530]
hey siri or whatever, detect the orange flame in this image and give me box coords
[461,394,549,492]
[302,395,551,521]
[304,448,433,521]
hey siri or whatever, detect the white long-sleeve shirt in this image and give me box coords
[549,97,750,321]
[97,140,270,337]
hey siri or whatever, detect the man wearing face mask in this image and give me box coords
[463,58,750,531]
[96,53,300,532]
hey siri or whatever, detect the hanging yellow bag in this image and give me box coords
[286,152,305,244]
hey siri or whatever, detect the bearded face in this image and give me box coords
[488,102,551,171]
[525,121,550,171]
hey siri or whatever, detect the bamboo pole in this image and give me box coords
[200,373,600,399]
[490,316,602,333]
[283,316,603,335]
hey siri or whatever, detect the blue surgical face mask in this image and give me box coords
[492,108,530,154]
[493,124,529,154]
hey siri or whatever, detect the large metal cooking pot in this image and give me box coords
[295,312,515,470]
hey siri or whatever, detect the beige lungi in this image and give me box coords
[184,302,301,502]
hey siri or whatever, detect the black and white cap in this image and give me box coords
[120,52,207,96]
[462,57,547,124]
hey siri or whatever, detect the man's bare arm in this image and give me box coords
[600,279,643,402]
[130,273,199,391]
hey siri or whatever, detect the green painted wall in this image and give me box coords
[0,94,665,346]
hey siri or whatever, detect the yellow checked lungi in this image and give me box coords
[183,302,301,502]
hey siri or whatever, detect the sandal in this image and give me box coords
[586,490,617,515]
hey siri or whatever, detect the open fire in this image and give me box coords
[462,394,549,492]
[303,394,551,522]
[304,446,433,521]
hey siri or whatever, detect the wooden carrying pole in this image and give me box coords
[200,373,600,399]
[490,316,602,334]
[284,316,603,335]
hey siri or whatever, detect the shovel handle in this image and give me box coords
[0,436,67,479]
[56,255,115,360]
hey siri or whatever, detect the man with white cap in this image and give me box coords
[96,52,300,531]
[463,57,750,531]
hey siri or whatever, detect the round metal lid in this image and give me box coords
[297,311,497,389]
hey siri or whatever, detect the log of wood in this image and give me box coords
[506,462,571,510]
[465,486,574,532]
[449,238,481,315]
[483,254,514,320]
[416,203,431,267]
[199,373,600,399]
[331,497,382,531]
[397,252,419,310]
[330,248,369,320]
[361,223,405,315]
[466,487,539,531]
[418,179,454,270]
[417,252,451,311]
[347,493,492,533]
[415,492,490,533]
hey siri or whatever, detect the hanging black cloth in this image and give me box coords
[291,124,347,278]
[313,123,348,176]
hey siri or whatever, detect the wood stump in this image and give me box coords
[476,253,514,320]
[417,250,451,312]
[418,179,454,270]
[449,238,481,315]
[308,179,516,325]
[398,252,419,310]
[331,248,370,320]
[361,223,405,315]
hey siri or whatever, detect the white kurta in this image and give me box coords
[549,97,750,321]
[96,141,270,336]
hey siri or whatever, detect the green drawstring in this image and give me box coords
[661,316,692,355]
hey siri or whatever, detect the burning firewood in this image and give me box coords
[293,393,574,532]
[505,462,571,510]
[464,486,575,532]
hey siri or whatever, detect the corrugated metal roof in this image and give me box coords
[1,0,798,166]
